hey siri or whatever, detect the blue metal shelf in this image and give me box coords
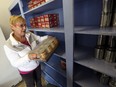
[23,0,62,15]
[44,55,66,78]
[41,70,60,87]
[74,46,116,78]
[74,27,116,36]
[41,63,67,87]
[54,47,66,60]
[28,27,64,33]
[74,64,109,87]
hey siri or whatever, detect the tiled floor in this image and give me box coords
[16,81,26,87]
[16,77,47,87]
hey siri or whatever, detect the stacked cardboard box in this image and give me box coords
[28,0,49,10]
[30,14,59,28]
[29,36,59,62]
[30,18,36,28]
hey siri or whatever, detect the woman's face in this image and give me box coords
[12,21,26,37]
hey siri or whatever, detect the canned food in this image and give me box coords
[109,79,116,87]
[108,36,116,48]
[104,47,116,63]
[95,45,105,59]
[100,74,110,85]
[97,35,107,46]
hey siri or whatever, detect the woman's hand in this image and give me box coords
[28,53,38,60]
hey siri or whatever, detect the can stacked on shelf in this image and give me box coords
[100,74,110,85]
[95,0,115,61]
[104,36,116,63]
[109,78,116,87]
[95,35,107,59]
[100,0,113,27]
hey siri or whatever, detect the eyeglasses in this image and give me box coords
[15,24,26,28]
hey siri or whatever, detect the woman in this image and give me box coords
[4,15,48,87]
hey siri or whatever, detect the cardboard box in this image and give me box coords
[29,36,59,62]
[28,0,49,10]
[30,14,59,28]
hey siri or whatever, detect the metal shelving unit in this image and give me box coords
[9,0,116,87]
[73,0,116,87]
[9,0,66,87]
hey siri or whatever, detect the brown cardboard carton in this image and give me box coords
[29,36,58,62]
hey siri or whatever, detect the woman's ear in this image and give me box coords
[10,24,15,31]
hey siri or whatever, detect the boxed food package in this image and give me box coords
[60,59,66,70]
[30,18,36,28]
[28,0,50,10]
[29,36,59,62]
[33,14,59,28]
[44,14,58,22]
[28,1,33,10]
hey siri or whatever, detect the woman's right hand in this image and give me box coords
[28,53,38,60]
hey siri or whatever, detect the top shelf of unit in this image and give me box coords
[23,0,62,15]
[74,27,116,36]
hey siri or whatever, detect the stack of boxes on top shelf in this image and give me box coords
[30,14,59,28]
[28,0,49,10]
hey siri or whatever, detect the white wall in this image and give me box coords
[0,28,21,87]
[0,0,13,39]
[0,0,22,87]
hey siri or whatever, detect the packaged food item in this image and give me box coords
[29,36,58,62]
[30,14,59,28]
[60,59,66,70]
[30,18,36,28]
[28,0,50,10]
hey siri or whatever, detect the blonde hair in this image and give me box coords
[9,15,26,25]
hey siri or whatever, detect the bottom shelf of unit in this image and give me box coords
[41,63,66,87]
[74,65,109,87]
[42,71,60,87]
[44,55,66,78]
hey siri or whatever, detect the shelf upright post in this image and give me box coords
[18,0,25,18]
[63,0,74,87]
